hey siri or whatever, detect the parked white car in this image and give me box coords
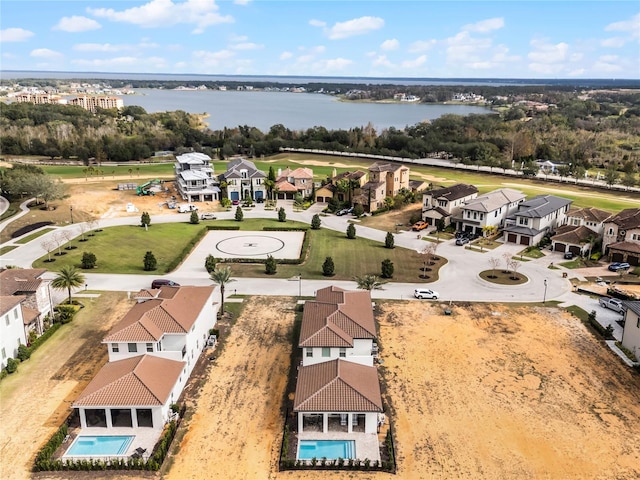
[178,204,198,213]
[599,297,626,314]
[414,288,439,300]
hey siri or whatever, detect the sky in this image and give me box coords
[1,0,639,79]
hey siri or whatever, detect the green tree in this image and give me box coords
[352,203,364,218]
[322,256,335,276]
[81,252,96,269]
[381,259,394,279]
[385,232,395,249]
[265,255,277,275]
[621,171,637,189]
[311,213,321,230]
[190,210,200,224]
[143,251,157,271]
[235,206,244,222]
[278,207,286,222]
[603,166,619,187]
[346,223,356,239]
[140,211,151,227]
[51,265,86,304]
[17,344,31,361]
[204,254,218,273]
[209,266,236,313]
[355,274,386,290]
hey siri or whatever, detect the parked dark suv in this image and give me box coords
[151,279,180,289]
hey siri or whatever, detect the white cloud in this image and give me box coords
[231,42,263,50]
[233,0,251,5]
[380,39,399,51]
[401,55,427,68]
[446,31,492,63]
[372,55,394,68]
[192,49,235,67]
[296,54,314,63]
[326,16,384,40]
[528,38,569,64]
[605,12,640,35]
[591,55,624,73]
[311,45,326,54]
[408,39,436,53]
[73,41,159,52]
[601,37,626,48]
[2,52,17,58]
[322,58,353,70]
[280,51,293,60]
[53,16,101,32]
[0,27,34,42]
[309,19,326,28]
[462,17,504,33]
[71,56,168,69]
[88,0,234,34]
[30,48,63,59]
[229,34,248,42]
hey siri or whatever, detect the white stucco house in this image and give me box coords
[298,286,377,367]
[621,302,640,361]
[457,188,526,236]
[602,208,640,267]
[219,158,267,202]
[174,152,220,202]
[421,183,479,228]
[503,195,572,246]
[0,296,28,369]
[73,285,218,432]
[0,268,53,339]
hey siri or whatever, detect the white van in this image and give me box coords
[178,204,198,213]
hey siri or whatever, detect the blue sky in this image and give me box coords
[1,1,639,78]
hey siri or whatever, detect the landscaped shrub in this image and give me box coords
[17,344,31,361]
[278,207,286,222]
[189,211,199,224]
[27,323,61,353]
[55,304,77,324]
[265,255,277,274]
[143,251,157,271]
[220,197,231,208]
[381,259,394,279]
[311,214,321,230]
[385,232,395,249]
[5,358,18,374]
[33,423,67,471]
[352,204,364,218]
[81,252,96,269]
[140,211,151,228]
[205,254,218,273]
[346,223,356,239]
[235,206,244,222]
[322,257,335,276]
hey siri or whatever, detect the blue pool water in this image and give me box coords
[65,435,134,456]
[298,440,355,459]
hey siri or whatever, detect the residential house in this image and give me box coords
[293,358,383,435]
[73,285,218,432]
[503,195,572,246]
[621,301,640,359]
[174,152,220,202]
[457,188,526,236]
[421,184,479,228]
[602,209,640,266]
[315,170,367,204]
[550,207,611,256]
[219,158,267,202]
[355,162,409,212]
[0,268,52,339]
[299,286,377,367]
[275,167,314,199]
[0,296,28,369]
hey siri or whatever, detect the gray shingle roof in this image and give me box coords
[515,195,572,218]
[462,188,525,213]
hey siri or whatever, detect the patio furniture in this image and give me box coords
[135,447,146,455]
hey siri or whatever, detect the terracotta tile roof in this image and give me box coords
[552,225,597,245]
[608,241,640,254]
[0,295,26,317]
[293,359,382,412]
[0,268,47,296]
[567,207,612,223]
[73,355,185,407]
[368,162,407,173]
[279,167,313,180]
[605,208,640,230]
[21,305,40,325]
[274,180,299,192]
[104,285,215,343]
[300,287,376,348]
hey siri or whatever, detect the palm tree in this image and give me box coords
[51,266,86,304]
[209,266,236,314]
[354,274,386,291]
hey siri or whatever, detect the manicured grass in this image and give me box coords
[32,223,207,274]
[479,269,529,285]
[15,228,56,244]
[0,200,22,222]
[0,245,17,256]
[40,163,175,180]
[517,247,546,259]
[559,258,588,269]
[565,305,590,322]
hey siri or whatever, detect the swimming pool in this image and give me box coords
[65,435,135,456]
[298,440,355,460]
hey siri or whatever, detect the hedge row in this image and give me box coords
[205,225,241,231]
[28,322,62,353]
[165,227,208,273]
[279,457,393,472]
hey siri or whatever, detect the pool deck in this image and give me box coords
[63,427,162,461]
[297,431,380,463]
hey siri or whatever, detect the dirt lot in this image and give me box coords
[5,297,640,480]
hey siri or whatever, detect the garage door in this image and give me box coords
[569,246,581,255]
[519,236,530,246]
[611,253,624,262]
[629,256,639,266]
[507,233,517,243]
[554,243,566,252]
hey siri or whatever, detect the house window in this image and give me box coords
[608,228,613,235]
[495,211,498,217]
[480,213,484,220]
[13,309,18,319]
[146,343,153,352]
[473,213,477,220]
[339,348,346,358]
[1,348,5,359]
[519,218,529,225]
[637,316,640,328]
[322,347,331,357]
[157,341,162,351]
[128,343,137,353]
[256,179,261,184]
[112,344,119,353]
[306,348,313,358]
[438,200,447,207]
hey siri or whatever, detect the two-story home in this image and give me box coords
[0,296,28,369]
[503,195,572,246]
[457,188,526,236]
[219,158,267,202]
[421,184,479,228]
[602,208,640,267]
[174,152,220,202]
[550,207,612,257]
[275,167,314,199]
[621,301,640,361]
[355,162,409,212]
[0,268,52,339]
[73,285,218,435]
[298,286,377,367]
[315,170,367,204]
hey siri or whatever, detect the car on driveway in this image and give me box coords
[608,262,631,272]
[414,288,439,299]
[599,297,626,313]
[412,221,428,231]
[455,237,470,246]
[336,207,353,216]
[200,212,217,220]
[563,252,575,260]
[151,279,180,289]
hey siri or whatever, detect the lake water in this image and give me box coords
[123,89,494,131]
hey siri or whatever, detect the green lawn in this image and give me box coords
[40,163,175,180]
[0,245,17,256]
[32,222,207,274]
[15,228,56,244]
